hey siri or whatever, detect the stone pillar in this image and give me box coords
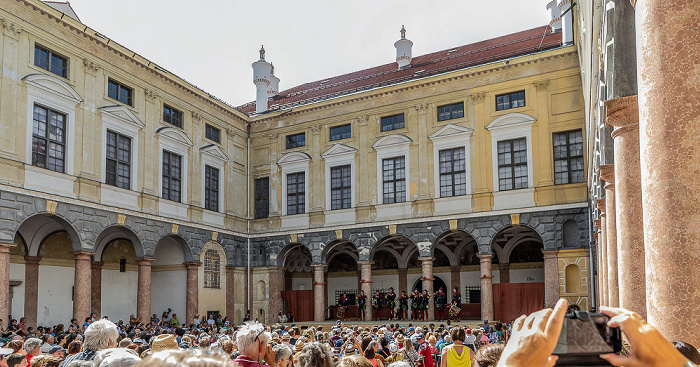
[498,263,510,284]
[599,165,619,307]
[478,254,494,321]
[606,96,646,318]
[597,199,608,306]
[268,267,284,324]
[0,243,13,330]
[359,261,373,304]
[419,257,435,321]
[184,263,200,325]
[23,256,41,328]
[226,266,236,318]
[312,264,326,322]
[450,266,461,293]
[72,252,94,322]
[136,258,153,322]
[542,250,560,308]
[592,231,601,309]
[636,0,700,344]
[398,268,408,293]
[91,262,103,318]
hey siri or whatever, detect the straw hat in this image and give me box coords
[295,339,304,351]
[344,344,356,356]
[151,334,178,352]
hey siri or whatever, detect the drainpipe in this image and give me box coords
[247,122,251,314]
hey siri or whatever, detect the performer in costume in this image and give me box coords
[421,289,431,321]
[372,290,383,321]
[338,293,350,321]
[451,286,462,322]
[398,290,409,321]
[357,289,367,321]
[410,289,420,321]
[386,287,397,321]
[434,287,447,321]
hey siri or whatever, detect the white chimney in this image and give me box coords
[546,0,562,32]
[252,45,272,114]
[394,25,413,69]
[557,0,573,44]
[268,63,280,98]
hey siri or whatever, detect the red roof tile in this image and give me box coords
[237,26,562,116]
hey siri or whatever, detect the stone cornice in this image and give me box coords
[599,164,615,184]
[596,198,606,213]
[605,95,640,139]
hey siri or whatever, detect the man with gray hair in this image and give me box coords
[272,344,292,367]
[22,338,41,364]
[232,322,277,367]
[60,319,118,367]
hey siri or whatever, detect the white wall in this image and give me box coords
[372,274,399,291]
[461,270,482,287]
[152,239,185,265]
[151,270,187,318]
[37,265,74,326]
[10,263,25,318]
[327,276,357,306]
[101,269,138,323]
[291,277,312,291]
[407,273,422,291]
[434,272,452,293]
[510,268,545,283]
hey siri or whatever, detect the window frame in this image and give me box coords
[204,165,220,212]
[285,132,306,149]
[438,147,468,197]
[553,130,585,185]
[437,102,465,122]
[34,44,68,79]
[382,156,407,204]
[158,128,192,206]
[495,90,526,111]
[286,171,306,215]
[162,150,183,202]
[330,164,352,210]
[105,130,132,190]
[205,124,221,143]
[278,152,311,216]
[163,104,183,129]
[373,135,411,205]
[107,78,133,106]
[254,177,270,219]
[329,123,351,141]
[100,106,143,193]
[380,114,405,132]
[497,138,529,191]
[203,249,221,289]
[31,104,67,173]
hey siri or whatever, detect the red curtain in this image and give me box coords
[493,283,544,323]
[281,290,314,322]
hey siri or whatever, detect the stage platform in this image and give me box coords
[277,319,484,330]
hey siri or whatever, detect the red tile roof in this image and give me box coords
[237,26,562,116]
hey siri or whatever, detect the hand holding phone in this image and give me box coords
[552,311,621,366]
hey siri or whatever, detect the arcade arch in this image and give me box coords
[151,235,189,322]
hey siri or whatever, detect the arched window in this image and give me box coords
[565,264,581,293]
[204,249,221,289]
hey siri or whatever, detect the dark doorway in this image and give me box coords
[411,275,447,293]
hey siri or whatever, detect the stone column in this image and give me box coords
[397,268,408,293]
[606,95,646,318]
[312,264,326,322]
[592,231,601,309]
[72,252,94,322]
[91,262,103,318]
[597,199,608,306]
[498,263,510,284]
[0,243,13,330]
[359,261,373,303]
[226,266,236,318]
[136,258,154,322]
[184,263,200,324]
[599,165,619,307]
[23,256,41,328]
[268,266,285,324]
[543,250,560,308]
[450,266,461,293]
[478,254,494,321]
[636,0,700,344]
[419,257,435,321]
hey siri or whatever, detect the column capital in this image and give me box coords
[91,261,104,269]
[594,219,602,229]
[418,257,435,263]
[358,261,374,266]
[605,95,639,135]
[267,266,285,274]
[136,258,155,265]
[184,262,201,269]
[599,164,615,185]
[311,264,327,272]
[477,254,493,261]
[23,256,42,266]
[596,198,607,213]
[542,250,559,259]
[449,265,462,272]
[71,251,95,260]
[498,263,510,269]
[0,243,16,253]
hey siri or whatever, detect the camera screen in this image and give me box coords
[553,314,615,354]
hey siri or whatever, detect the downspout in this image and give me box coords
[246,122,251,315]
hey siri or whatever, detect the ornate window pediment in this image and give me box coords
[486,112,536,131]
[23,73,83,104]
[201,144,229,163]
[277,151,311,165]
[429,123,473,141]
[321,143,357,158]
[99,105,145,130]
[372,134,412,149]
[157,126,193,148]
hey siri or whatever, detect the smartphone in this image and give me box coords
[553,311,622,366]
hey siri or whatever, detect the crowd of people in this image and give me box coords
[1,299,699,367]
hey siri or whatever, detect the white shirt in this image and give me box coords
[278,314,288,323]
[464,335,476,345]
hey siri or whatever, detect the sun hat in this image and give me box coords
[151,334,178,352]
[294,339,304,351]
[282,333,290,341]
[344,344,356,356]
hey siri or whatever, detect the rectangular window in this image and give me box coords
[497,138,528,191]
[382,156,406,204]
[496,90,526,111]
[205,124,220,143]
[329,124,351,141]
[204,165,220,212]
[330,165,352,210]
[163,104,183,128]
[34,45,68,78]
[105,130,131,190]
[553,130,584,185]
[254,177,270,219]
[286,132,306,149]
[286,172,305,215]
[380,114,405,132]
[437,102,465,121]
[162,151,182,202]
[107,79,133,106]
[439,147,467,197]
[32,104,66,173]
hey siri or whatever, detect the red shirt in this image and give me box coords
[233,355,265,367]
[419,342,435,367]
